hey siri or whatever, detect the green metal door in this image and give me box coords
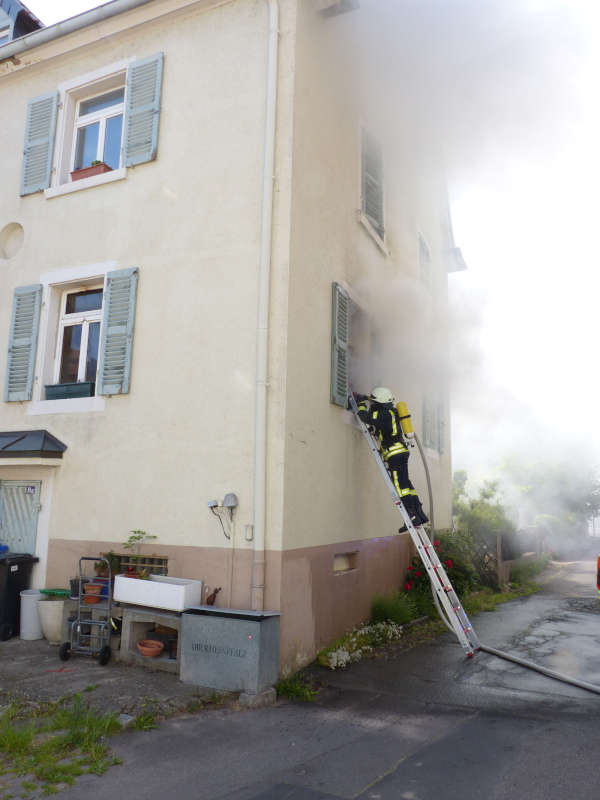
[0,480,41,554]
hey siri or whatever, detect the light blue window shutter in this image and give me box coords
[437,400,445,454]
[20,92,58,196]
[124,53,164,167]
[361,129,384,239]
[331,282,350,406]
[422,397,435,449]
[97,268,139,395]
[4,285,42,402]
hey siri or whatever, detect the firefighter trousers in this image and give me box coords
[387,453,427,522]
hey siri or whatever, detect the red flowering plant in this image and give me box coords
[402,531,479,597]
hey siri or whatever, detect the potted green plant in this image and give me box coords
[101,550,122,576]
[70,159,113,182]
[122,530,157,578]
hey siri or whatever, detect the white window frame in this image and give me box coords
[71,88,125,173]
[45,59,133,198]
[0,25,10,45]
[27,262,115,415]
[53,285,104,388]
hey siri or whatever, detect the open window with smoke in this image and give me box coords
[330,282,371,406]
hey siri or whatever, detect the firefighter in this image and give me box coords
[357,387,428,529]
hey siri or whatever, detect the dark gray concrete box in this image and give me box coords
[180,607,280,694]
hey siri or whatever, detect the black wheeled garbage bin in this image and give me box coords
[0,553,39,640]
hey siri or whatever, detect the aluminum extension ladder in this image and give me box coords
[348,392,480,657]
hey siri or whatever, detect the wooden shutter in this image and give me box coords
[20,92,58,196]
[97,268,139,396]
[361,129,384,239]
[124,53,164,167]
[331,282,350,406]
[437,399,445,454]
[4,285,42,402]
[422,397,434,449]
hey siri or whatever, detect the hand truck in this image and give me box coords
[59,556,113,665]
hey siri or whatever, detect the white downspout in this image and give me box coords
[251,0,280,611]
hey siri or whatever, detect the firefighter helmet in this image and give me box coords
[370,387,394,404]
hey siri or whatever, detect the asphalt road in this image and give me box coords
[60,558,600,800]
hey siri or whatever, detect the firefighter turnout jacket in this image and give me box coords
[357,398,408,460]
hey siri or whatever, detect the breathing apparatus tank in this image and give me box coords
[396,401,415,440]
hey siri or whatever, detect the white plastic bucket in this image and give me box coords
[38,599,64,645]
[19,589,45,640]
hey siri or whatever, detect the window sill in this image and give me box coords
[26,397,106,416]
[44,167,127,199]
[357,211,389,256]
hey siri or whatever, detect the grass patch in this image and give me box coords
[276,673,317,702]
[509,555,551,587]
[0,693,121,797]
[371,593,417,625]
[134,699,159,731]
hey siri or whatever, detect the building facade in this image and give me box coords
[0,0,459,672]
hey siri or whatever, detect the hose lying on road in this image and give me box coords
[477,644,600,696]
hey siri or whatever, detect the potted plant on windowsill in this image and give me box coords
[70,160,113,182]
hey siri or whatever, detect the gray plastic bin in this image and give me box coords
[20,589,45,640]
[180,607,280,694]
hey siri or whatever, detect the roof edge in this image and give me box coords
[0,0,155,61]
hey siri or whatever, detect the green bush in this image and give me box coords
[510,555,550,586]
[371,592,417,625]
[402,530,479,600]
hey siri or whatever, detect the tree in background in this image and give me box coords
[452,471,516,587]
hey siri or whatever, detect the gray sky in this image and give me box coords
[25,0,600,483]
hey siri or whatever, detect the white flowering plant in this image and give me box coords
[316,620,403,670]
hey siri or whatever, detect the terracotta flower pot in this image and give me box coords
[70,162,113,182]
[137,639,164,657]
[83,583,102,595]
[83,595,101,604]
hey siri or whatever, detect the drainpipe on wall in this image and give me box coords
[251,0,279,612]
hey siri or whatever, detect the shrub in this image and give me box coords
[402,530,479,601]
[371,592,417,625]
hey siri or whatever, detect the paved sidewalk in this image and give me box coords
[0,637,220,717]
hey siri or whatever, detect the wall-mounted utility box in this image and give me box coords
[114,574,202,612]
[180,607,280,694]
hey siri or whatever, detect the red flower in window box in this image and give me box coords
[407,566,413,571]
[433,540,441,548]
[415,570,422,577]
[445,559,453,569]
[404,581,413,591]
[71,161,113,182]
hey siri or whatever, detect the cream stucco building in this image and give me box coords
[0,0,462,671]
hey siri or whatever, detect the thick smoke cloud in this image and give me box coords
[345,1,599,516]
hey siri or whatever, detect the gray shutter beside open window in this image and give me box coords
[124,53,164,167]
[20,92,58,196]
[331,282,350,406]
[97,268,139,396]
[4,285,42,402]
[361,130,384,239]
